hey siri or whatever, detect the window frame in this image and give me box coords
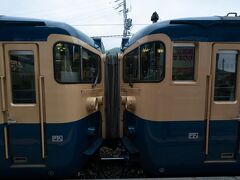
[123,41,166,83]
[213,50,238,102]
[123,47,139,83]
[81,47,102,83]
[53,41,102,84]
[9,50,36,104]
[172,43,196,82]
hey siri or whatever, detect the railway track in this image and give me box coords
[70,145,240,179]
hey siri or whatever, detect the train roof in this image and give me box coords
[124,16,240,49]
[0,16,103,52]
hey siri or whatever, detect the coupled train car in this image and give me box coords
[0,16,105,178]
[120,14,240,176]
[2,13,240,179]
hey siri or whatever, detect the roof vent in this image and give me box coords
[226,12,238,17]
[221,12,240,20]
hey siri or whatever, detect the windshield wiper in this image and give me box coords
[92,69,99,88]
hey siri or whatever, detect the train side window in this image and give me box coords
[9,51,36,104]
[140,42,165,81]
[123,48,139,82]
[82,48,101,83]
[54,42,81,83]
[214,51,238,101]
[172,44,195,81]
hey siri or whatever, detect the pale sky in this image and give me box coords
[0,0,240,50]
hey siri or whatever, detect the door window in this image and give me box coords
[9,51,36,104]
[214,50,238,101]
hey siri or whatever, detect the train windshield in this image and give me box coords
[54,42,101,84]
[123,41,165,83]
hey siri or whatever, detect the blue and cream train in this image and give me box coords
[2,14,240,178]
[120,14,240,176]
[0,16,104,178]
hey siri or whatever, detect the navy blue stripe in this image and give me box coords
[123,111,240,176]
[0,111,102,178]
[0,16,99,51]
[125,17,240,49]
[0,123,4,166]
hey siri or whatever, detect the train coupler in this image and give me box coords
[100,146,129,161]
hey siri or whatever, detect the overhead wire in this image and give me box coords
[77,8,117,22]
[52,7,114,22]
[51,2,114,21]
[72,23,149,26]
[12,0,114,22]
[91,34,130,38]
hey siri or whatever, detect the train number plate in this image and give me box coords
[188,132,199,140]
[52,135,64,143]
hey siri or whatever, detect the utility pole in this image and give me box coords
[114,0,132,37]
[123,0,128,37]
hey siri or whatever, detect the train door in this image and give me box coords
[0,44,6,161]
[206,44,240,161]
[4,44,45,165]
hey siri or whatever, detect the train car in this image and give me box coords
[0,16,105,178]
[120,13,240,176]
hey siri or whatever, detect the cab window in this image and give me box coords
[123,41,165,83]
[140,42,165,81]
[123,48,138,82]
[82,48,101,82]
[54,42,101,83]
[54,42,81,82]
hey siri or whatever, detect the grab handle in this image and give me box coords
[39,76,45,159]
[205,74,212,155]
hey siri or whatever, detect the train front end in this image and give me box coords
[0,17,105,178]
[120,16,240,176]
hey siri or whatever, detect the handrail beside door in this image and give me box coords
[39,75,45,159]
[205,74,213,155]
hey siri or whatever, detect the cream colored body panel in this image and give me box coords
[210,44,240,120]
[121,34,240,124]
[4,44,40,124]
[40,35,104,124]
[0,34,105,125]
[120,34,212,122]
[0,34,105,161]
